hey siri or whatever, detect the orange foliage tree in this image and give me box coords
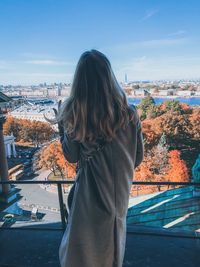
[3,116,21,138]
[189,107,200,139]
[3,116,55,145]
[165,150,189,182]
[141,105,200,150]
[38,141,76,179]
[133,147,189,195]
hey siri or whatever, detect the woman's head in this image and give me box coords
[56,49,134,143]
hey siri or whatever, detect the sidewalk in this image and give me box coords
[36,170,72,195]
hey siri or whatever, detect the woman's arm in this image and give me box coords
[134,117,144,169]
[59,127,80,163]
[54,100,80,163]
[129,104,144,169]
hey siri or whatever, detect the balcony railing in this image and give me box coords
[0,180,200,239]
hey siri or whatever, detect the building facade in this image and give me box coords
[4,134,17,158]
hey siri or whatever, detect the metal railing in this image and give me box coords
[0,180,200,238]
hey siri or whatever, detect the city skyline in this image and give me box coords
[0,0,200,85]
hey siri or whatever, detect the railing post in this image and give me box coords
[57,183,66,230]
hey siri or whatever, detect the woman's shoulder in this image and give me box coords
[127,103,139,123]
[128,103,137,112]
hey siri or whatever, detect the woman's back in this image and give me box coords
[59,103,144,267]
[55,50,144,267]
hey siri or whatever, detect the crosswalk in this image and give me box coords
[19,202,59,213]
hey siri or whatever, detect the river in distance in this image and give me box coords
[128,97,200,106]
[34,96,200,107]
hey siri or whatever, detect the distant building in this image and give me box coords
[9,104,58,131]
[125,74,128,84]
[4,134,17,158]
[158,89,175,96]
[134,89,150,97]
[195,91,200,96]
[20,90,46,97]
[176,90,192,97]
[47,89,59,97]
[60,86,71,96]
[158,90,169,96]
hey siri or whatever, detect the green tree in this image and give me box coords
[138,95,156,120]
[146,105,163,119]
[159,132,169,148]
[164,100,184,114]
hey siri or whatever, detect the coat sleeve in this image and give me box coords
[129,104,144,169]
[59,129,80,163]
[134,115,144,169]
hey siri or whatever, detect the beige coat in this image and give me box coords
[59,104,144,267]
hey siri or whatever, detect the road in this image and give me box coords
[4,169,69,227]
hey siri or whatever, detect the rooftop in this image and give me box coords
[0,92,12,103]
[128,185,200,234]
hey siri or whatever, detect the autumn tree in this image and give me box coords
[3,116,55,145]
[133,156,154,196]
[3,116,22,139]
[141,105,200,148]
[26,121,55,147]
[38,142,59,176]
[160,112,192,140]
[38,141,76,179]
[189,107,200,139]
[134,135,169,192]
[160,100,192,115]
[141,119,162,149]
[134,157,153,182]
[165,150,189,182]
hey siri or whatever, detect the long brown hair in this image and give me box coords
[55,49,135,143]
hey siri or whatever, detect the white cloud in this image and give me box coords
[0,72,73,85]
[25,60,73,66]
[140,37,187,47]
[20,52,53,59]
[113,56,200,81]
[104,37,189,55]
[140,8,159,21]
[168,30,186,37]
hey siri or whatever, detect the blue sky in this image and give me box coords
[0,0,200,85]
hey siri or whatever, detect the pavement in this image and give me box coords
[0,169,68,229]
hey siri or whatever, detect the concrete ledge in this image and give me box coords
[127,225,200,238]
[1,225,200,267]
